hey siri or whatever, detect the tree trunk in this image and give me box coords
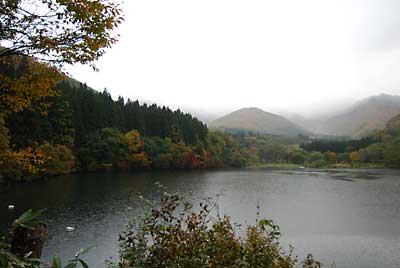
[11,223,48,258]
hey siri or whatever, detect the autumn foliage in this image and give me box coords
[116,189,322,268]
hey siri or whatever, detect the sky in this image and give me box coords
[66,0,400,118]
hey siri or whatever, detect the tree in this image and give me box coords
[349,151,361,163]
[287,148,307,164]
[337,152,350,163]
[307,151,323,163]
[39,143,75,175]
[0,56,62,115]
[323,151,337,163]
[78,128,127,171]
[0,0,123,182]
[0,0,123,68]
[124,130,151,169]
[124,130,143,153]
[258,141,286,163]
[6,94,75,148]
[383,137,400,167]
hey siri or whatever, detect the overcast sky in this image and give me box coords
[66,0,400,117]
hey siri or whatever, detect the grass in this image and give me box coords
[247,162,387,170]
[246,163,303,169]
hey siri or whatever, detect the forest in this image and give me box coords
[298,115,400,168]
[0,60,250,184]
[2,55,400,185]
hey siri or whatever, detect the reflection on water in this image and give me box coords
[1,169,400,268]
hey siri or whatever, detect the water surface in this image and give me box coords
[1,169,400,268]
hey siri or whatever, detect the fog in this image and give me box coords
[66,0,400,118]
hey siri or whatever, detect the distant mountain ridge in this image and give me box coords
[320,94,400,138]
[67,78,400,140]
[209,107,311,136]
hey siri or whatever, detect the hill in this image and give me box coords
[321,94,400,138]
[209,107,311,136]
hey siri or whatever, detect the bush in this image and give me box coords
[39,143,76,175]
[116,189,321,268]
[0,209,93,268]
[308,160,327,168]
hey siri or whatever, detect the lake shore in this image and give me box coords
[247,162,387,170]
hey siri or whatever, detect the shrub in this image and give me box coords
[116,189,321,268]
[0,209,93,268]
[308,160,327,168]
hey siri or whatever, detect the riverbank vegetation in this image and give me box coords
[1,192,323,268]
[2,63,400,183]
[1,73,249,183]
[1,0,123,185]
[299,115,400,168]
[114,190,322,268]
[2,0,400,185]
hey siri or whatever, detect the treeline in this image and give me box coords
[229,118,400,169]
[301,136,380,154]
[3,59,400,185]
[8,81,208,148]
[299,115,400,168]
[1,77,248,183]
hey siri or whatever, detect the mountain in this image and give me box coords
[209,107,311,136]
[320,94,400,138]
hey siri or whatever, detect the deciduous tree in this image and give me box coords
[0,0,123,68]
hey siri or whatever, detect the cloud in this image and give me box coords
[66,0,400,117]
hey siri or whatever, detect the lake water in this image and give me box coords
[1,169,400,268]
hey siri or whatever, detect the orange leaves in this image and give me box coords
[124,130,144,153]
[0,54,66,181]
[1,0,123,68]
[0,56,63,115]
[127,152,152,169]
[0,145,47,180]
[349,151,361,162]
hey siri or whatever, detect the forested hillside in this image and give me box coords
[300,114,400,168]
[0,61,252,183]
[2,56,400,185]
[210,107,310,136]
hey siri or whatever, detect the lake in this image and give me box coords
[1,169,400,268]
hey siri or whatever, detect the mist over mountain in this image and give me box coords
[282,94,400,138]
[209,107,311,136]
[207,94,400,139]
[67,78,400,139]
[320,94,400,138]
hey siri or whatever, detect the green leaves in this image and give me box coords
[0,244,41,268]
[0,209,95,268]
[53,256,62,268]
[11,209,46,231]
[75,246,97,258]
[117,190,311,268]
[50,246,96,268]
[61,246,96,268]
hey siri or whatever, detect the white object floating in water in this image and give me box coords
[127,206,133,210]
[8,205,15,210]
[66,226,75,232]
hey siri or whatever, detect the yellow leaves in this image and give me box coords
[0,60,70,180]
[124,130,144,153]
[0,145,47,179]
[349,151,361,162]
[323,151,337,163]
[0,56,64,115]
[127,152,152,169]
[38,143,76,175]
[1,0,123,69]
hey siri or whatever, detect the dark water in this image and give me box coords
[1,169,400,268]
